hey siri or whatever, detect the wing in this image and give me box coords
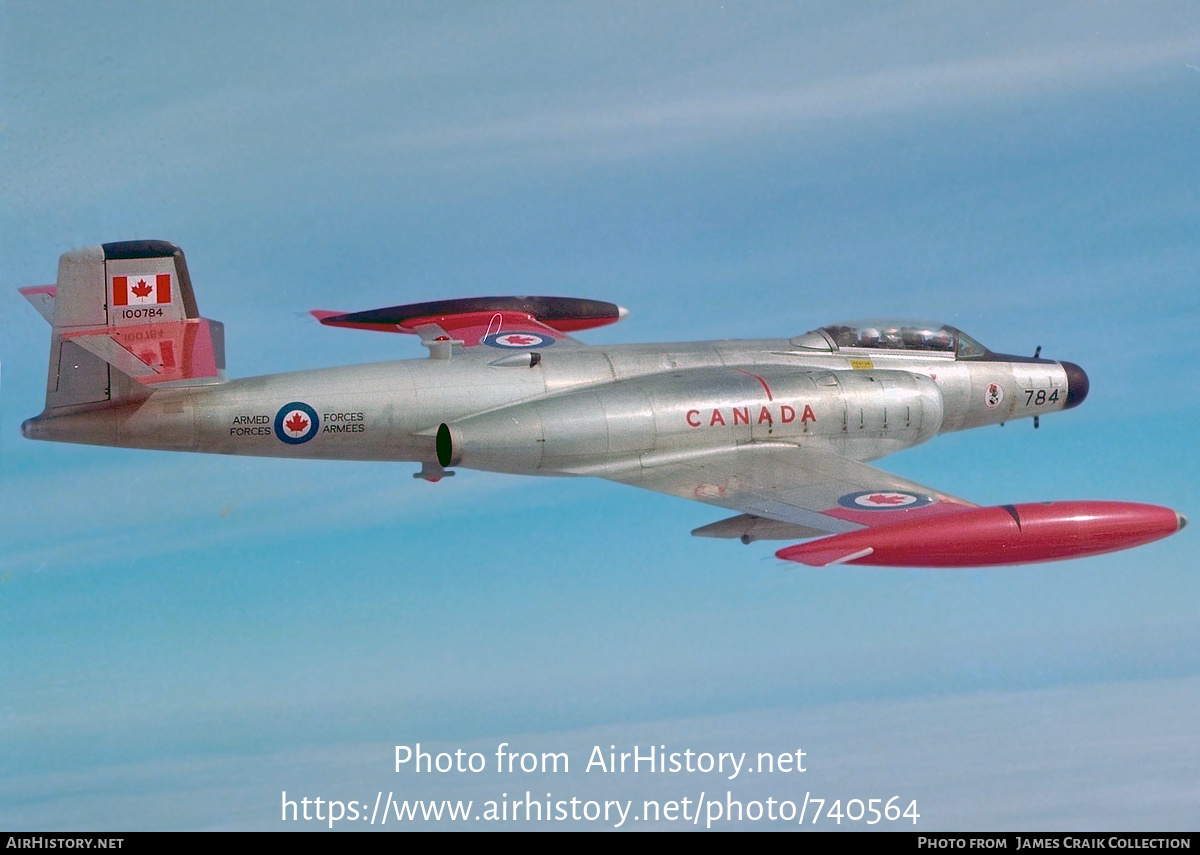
[605,444,1185,568]
[312,296,626,358]
[604,443,976,544]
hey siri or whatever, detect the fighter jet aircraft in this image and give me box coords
[19,240,1185,567]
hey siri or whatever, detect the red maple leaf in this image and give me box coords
[285,413,310,433]
[130,278,153,299]
[865,493,907,505]
[503,334,536,345]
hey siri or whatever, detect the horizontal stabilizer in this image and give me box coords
[61,319,225,385]
[20,285,57,323]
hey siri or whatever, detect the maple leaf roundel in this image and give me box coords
[483,331,555,349]
[274,402,320,444]
[836,490,936,511]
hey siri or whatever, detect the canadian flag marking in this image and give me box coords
[112,273,172,306]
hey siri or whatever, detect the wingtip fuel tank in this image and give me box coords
[776,501,1184,567]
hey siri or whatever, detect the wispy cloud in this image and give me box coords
[0,455,524,575]
[5,9,1197,210]
[354,37,1200,160]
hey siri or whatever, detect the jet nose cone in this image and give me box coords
[1061,361,1089,409]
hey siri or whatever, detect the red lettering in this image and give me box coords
[757,407,772,424]
[686,409,701,427]
[780,405,796,424]
[709,409,726,426]
[801,404,816,423]
[732,407,749,426]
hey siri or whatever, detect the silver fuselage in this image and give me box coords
[23,339,1073,478]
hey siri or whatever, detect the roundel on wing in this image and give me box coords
[275,402,320,444]
[483,331,556,349]
[837,490,935,510]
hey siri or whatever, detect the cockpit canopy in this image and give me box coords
[790,319,989,359]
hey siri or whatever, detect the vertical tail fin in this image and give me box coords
[21,240,225,413]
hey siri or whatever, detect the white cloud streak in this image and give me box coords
[5,11,1198,210]
[356,37,1200,157]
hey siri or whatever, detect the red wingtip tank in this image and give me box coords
[776,501,1186,568]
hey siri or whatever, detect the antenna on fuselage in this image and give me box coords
[1032,346,1043,428]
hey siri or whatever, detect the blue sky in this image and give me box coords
[2,1,1198,830]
